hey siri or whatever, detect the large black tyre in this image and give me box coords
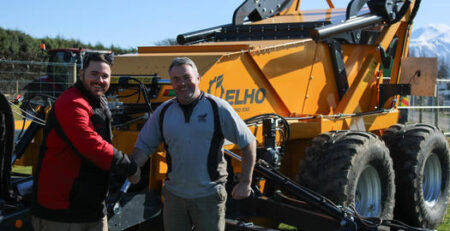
[297,131,395,219]
[382,123,450,228]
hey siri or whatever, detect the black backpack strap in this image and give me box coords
[47,107,84,158]
[33,106,85,209]
[33,108,55,209]
[158,97,224,182]
[204,95,224,182]
[159,100,174,178]
[40,105,136,179]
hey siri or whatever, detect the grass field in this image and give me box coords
[278,208,450,230]
[440,139,450,231]
[439,206,450,231]
[11,165,32,175]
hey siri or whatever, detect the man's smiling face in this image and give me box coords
[80,60,111,97]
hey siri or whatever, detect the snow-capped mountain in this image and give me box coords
[409,24,450,68]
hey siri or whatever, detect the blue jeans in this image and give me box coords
[162,185,227,231]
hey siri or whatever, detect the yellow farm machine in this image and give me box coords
[1,0,449,230]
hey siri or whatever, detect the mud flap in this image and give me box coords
[107,189,162,231]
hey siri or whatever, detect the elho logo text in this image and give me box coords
[207,75,266,105]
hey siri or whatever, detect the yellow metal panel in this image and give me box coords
[112,130,139,154]
[300,43,375,116]
[341,45,373,87]
[138,44,250,53]
[389,22,410,84]
[288,119,323,139]
[149,152,166,189]
[364,110,400,131]
[379,23,401,53]
[287,110,399,140]
[336,55,380,114]
[198,52,290,119]
[112,54,221,78]
[15,120,31,130]
[302,43,339,115]
[199,40,308,50]
[250,40,316,115]
[309,44,376,115]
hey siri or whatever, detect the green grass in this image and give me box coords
[11,101,23,120]
[277,207,450,231]
[438,205,450,231]
[442,143,450,231]
[278,223,297,230]
[11,165,32,175]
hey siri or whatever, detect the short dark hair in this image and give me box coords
[82,52,114,70]
[168,57,198,75]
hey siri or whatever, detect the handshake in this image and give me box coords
[126,148,148,184]
[128,165,141,184]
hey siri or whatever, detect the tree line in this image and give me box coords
[0,27,140,95]
[0,27,137,61]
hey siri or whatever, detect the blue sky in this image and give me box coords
[0,0,448,49]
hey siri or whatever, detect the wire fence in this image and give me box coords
[397,78,450,135]
[0,59,77,100]
[1,59,449,134]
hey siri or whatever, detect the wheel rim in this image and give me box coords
[355,166,382,217]
[423,153,442,207]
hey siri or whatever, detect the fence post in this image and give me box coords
[435,84,439,127]
[72,63,77,86]
[419,96,423,123]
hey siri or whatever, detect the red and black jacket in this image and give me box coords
[31,81,137,222]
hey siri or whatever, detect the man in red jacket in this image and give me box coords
[31,53,140,231]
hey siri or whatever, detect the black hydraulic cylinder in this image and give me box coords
[311,14,383,42]
[177,24,228,45]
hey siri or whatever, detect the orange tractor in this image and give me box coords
[1,0,448,230]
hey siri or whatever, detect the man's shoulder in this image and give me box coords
[203,93,230,109]
[153,98,177,115]
[55,87,88,108]
[158,97,177,109]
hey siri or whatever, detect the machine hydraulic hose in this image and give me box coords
[177,24,227,45]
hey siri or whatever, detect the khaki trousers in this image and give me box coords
[32,215,108,231]
[162,185,227,231]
